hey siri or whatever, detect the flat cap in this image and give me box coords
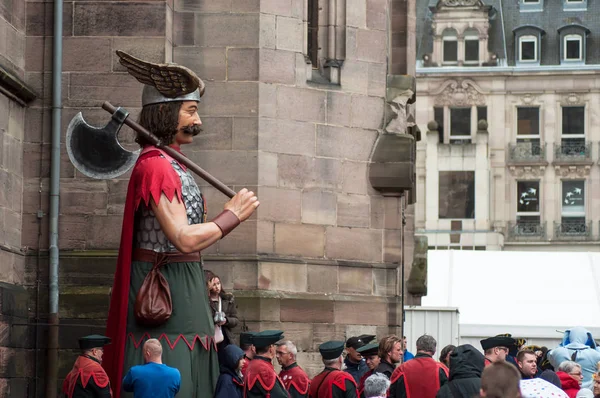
[240,331,256,346]
[356,342,379,357]
[346,336,366,350]
[252,330,284,349]
[320,340,345,360]
[480,336,516,351]
[79,335,111,350]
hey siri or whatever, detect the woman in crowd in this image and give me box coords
[557,361,583,398]
[205,270,239,352]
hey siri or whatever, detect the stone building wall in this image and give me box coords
[0,0,418,394]
[0,0,30,395]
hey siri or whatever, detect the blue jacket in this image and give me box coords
[548,326,600,389]
[122,362,180,398]
[214,345,244,398]
[344,357,368,384]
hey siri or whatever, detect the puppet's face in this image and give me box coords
[173,100,202,146]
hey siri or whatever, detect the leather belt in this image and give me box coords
[132,248,201,264]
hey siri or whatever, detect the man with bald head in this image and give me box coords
[122,338,181,398]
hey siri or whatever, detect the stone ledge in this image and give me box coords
[37,250,401,270]
[0,65,36,106]
[234,289,400,303]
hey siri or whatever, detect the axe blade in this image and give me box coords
[66,110,140,179]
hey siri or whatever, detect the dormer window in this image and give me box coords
[519,36,537,62]
[564,35,582,61]
[558,25,589,65]
[464,29,480,65]
[513,26,545,66]
[442,29,458,65]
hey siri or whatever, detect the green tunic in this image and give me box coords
[122,259,219,398]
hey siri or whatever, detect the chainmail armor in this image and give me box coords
[134,159,205,252]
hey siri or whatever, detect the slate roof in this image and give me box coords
[416,0,600,66]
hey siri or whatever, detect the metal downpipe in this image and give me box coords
[47,0,63,395]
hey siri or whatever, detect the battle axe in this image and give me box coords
[65,101,236,198]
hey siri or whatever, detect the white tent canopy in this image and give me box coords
[420,250,600,347]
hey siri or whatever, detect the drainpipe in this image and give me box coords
[47,0,63,395]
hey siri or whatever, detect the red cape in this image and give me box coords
[279,363,310,395]
[102,147,184,398]
[63,356,112,398]
[309,369,356,398]
[389,357,448,398]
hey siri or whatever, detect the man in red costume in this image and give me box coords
[101,51,260,398]
[277,340,310,398]
[244,330,289,397]
[388,334,448,398]
[63,335,113,398]
[310,341,358,398]
[355,343,380,398]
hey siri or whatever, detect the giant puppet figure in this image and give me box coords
[100,51,260,398]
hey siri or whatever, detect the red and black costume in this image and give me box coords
[388,353,449,398]
[309,368,357,398]
[62,355,112,398]
[245,356,289,398]
[279,362,310,398]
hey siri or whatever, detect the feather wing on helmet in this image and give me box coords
[116,50,205,98]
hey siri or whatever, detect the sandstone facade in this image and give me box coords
[0,0,418,394]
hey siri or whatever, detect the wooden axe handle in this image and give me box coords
[102,101,236,198]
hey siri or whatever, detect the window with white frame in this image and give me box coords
[561,180,585,227]
[450,107,471,142]
[443,30,458,64]
[519,35,537,62]
[516,180,540,226]
[464,30,479,64]
[564,35,582,61]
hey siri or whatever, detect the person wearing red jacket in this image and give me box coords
[63,335,113,398]
[557,361,583,398]
[310,341,358,398]
[277,340,310,398]
[244,330,289,398]
[388,334,449,398]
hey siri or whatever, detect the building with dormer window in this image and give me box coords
[415,0,600,251]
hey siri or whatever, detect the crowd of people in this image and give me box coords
[62,325,600,398]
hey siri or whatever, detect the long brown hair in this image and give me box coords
[136,101,182,146]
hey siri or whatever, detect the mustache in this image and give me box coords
[182,125,203,136]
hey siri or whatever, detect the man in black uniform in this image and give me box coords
[244,330,289,397]
[309,341,358,398]
[63,335,113,398]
